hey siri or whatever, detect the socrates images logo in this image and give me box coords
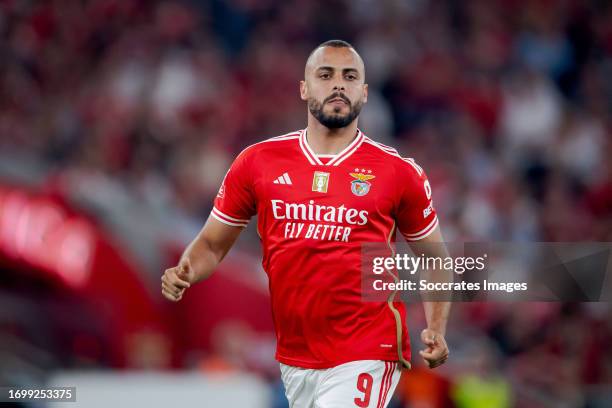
[349,170,375,196]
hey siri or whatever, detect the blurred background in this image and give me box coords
[1,0,612,407]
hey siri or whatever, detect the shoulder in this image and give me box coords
[361,136,427,180]
[227,129,302,177]
[238,129,302,159]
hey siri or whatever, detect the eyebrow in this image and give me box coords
[316,66,360,75]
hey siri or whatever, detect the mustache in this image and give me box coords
[324,93,351,105]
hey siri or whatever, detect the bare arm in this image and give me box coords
[161,217,244,302]
[408,224,451,368]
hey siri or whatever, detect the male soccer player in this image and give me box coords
[162,40,450,407]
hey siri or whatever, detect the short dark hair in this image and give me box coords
[308,39,355,59]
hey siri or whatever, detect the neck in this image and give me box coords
[306,114,359,155]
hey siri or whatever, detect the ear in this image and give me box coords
[300,80,308,101]
[363,83,368,104]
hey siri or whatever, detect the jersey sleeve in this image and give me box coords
[211,148,256,228]
[395,158,439,241]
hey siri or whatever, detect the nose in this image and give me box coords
[332,84,345,92]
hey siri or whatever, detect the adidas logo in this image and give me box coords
[273,172,292,185]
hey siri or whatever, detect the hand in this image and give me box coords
[161,258,194,302]
[419,328,449,369]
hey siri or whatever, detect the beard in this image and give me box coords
[308,93,363,129]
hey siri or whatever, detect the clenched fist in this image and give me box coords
[161,258,194,302]
[419,328,449,369]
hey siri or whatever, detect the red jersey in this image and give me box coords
[212,128,438,369]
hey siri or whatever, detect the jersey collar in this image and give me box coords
[299,128,365,166]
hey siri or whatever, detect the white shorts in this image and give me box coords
[280,360,402,408]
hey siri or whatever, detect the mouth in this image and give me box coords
[327,97,349,106]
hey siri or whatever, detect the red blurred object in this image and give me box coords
[0,183,172,368]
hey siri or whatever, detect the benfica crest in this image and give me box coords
[349,170,375,196]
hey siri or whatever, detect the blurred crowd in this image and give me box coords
[1,0,612,407]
